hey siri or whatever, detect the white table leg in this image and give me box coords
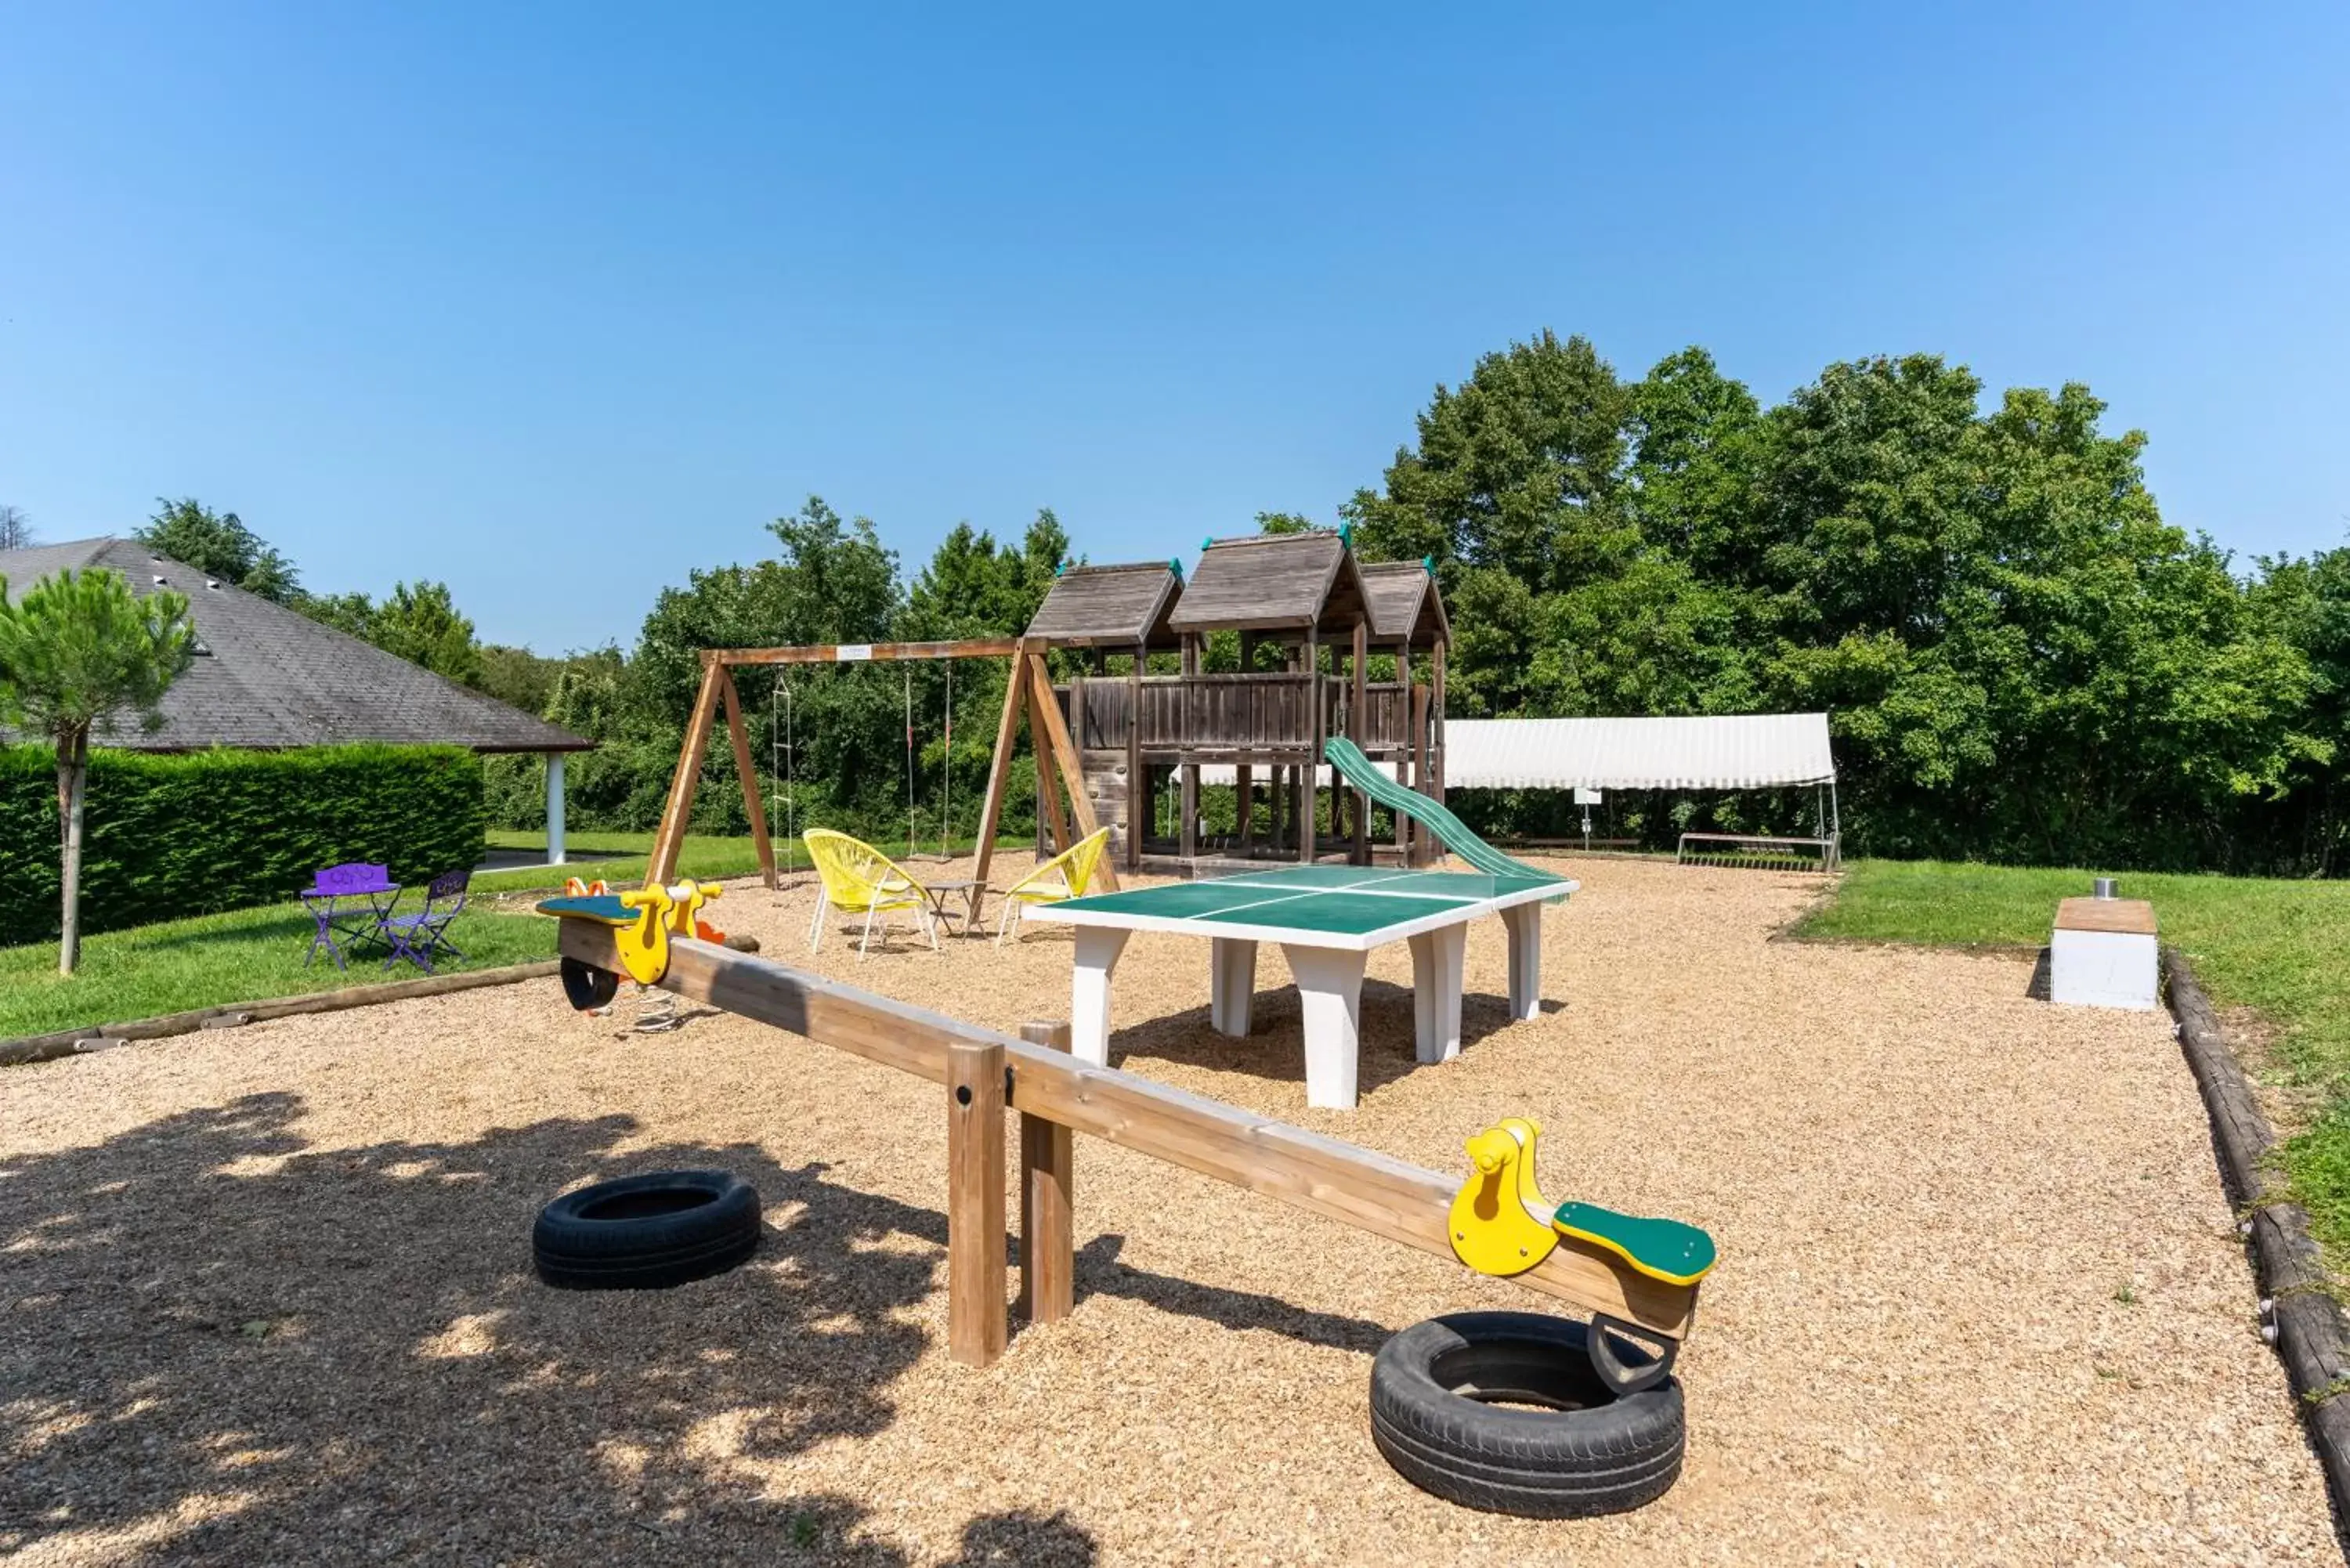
[1070,927,1130,1066]
[1502,903,1543,1021]
[1407,923,1467,1064]
[1209,938,1257,1037]
[1282,945,1366,1110]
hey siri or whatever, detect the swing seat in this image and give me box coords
[1549,1201,1718,1287]
[802,829,942,959]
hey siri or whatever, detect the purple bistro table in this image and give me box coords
[301,862,403,970]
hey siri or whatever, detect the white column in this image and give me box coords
[1406,923,1467,1064]
[1209,938,1257,1036]
[545,751,567,867]
[1069,927,1130,1067]
[1502,903,1543,1021]
[1282,944,1366,1110]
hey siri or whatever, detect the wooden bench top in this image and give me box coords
[2055,897,2157,936]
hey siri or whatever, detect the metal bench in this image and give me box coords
[1674,832,1840,872]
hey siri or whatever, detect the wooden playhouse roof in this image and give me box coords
[1360,560,1450,645]
[1165,530,1371,637]
[1023,560,1184,648]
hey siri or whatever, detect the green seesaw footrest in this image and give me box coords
[1551,1201,1718,1286]
[535,894,637,925]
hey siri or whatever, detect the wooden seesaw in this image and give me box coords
[541,894,1716,1368]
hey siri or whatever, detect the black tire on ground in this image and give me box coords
[1369,1311,1686,1518]
[533,1169,761,1291]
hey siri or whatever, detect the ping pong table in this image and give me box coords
[1025,864,1578,1110]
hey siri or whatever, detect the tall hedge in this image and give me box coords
[0,744,486,947]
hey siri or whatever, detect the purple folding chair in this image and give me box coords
[381,869,470,974]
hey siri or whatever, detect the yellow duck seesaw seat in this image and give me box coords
[537,879,727,1009]
[1448,1117,1716,1287]
[1446,1116,1717,1393]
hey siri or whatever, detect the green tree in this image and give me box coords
[0,567,195,973]
[367,582,483,686]
[136,498,300,602]
[0,504,33,551]
[1348,329,1636,591]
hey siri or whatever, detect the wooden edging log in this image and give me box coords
[558,920,1697,1346]
[2162,946,2350,1515]
[0,960,563,1069]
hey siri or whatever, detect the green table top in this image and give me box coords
[1044,865,1573,941]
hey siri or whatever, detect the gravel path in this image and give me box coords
[1,855,2331,1565]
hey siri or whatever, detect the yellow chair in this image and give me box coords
[803,829,941,958]
[995,827,1111,946]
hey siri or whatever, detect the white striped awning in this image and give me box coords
[1444,714,1835,790]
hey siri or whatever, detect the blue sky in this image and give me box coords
[3,4,2345,652]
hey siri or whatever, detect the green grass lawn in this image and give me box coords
[1798,858,2350,1255]
[0,903,556,1041]
[1,829,1018,1043]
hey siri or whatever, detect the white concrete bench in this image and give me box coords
[2050,897,2158,1010]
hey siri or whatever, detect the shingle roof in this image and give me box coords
[1023,562,1184,648]
[1165,530,1370,636]
[0,538,591,753]
[1360,560,1450,644]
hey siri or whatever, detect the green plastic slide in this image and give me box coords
[1321,736,1556,883]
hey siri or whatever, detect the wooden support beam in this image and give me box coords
[1031,672,1072,856]
[649,658,728,886]
[1126,642,1144,871]
[1025,652,1118,889]
[947,1039,1008,1367]
[710,639,1018,666]
[1178,636,1199,863]
[1432,640,1448,804]
[1017,1020,1076,1324]
[1350,617,1369,865]
[972,642,1033,892]
[718,667,777,889]
[1237,633,1256,856]
[1303,630,1320,862]
[557,921,1700,1339]
[1409,677,1431,868]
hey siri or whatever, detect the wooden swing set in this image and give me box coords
[646,636,1117,896]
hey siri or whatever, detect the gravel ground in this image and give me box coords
[0,854,2332,1566]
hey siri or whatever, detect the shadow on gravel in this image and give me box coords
[1107,979,1527,1097]
[0,1093,1097,1566]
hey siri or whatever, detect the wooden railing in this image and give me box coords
[1061,674,1422,753]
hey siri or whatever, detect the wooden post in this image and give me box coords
[1126,642,1144,870]
[1179,635,1199,862]
[1016,1020,1074,1324]
[1409,677,1431,867]
[1303,629,1320,863]
[1236,632,1256,857]
[971,643,1031,893]
[1432,639,1448,804]
[1350,617,1369,865]
[649,658,728,885]
[718,667,776,889]
[1029,671,1072,855]
[946,1039,1008,1367]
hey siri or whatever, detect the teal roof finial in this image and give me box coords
[1201,535,1213,551]
[1170,557,1183,582]
[1339,522,1353,547]
[1423,554,1435,574]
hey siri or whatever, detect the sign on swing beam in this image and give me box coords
[837,644,875,662]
